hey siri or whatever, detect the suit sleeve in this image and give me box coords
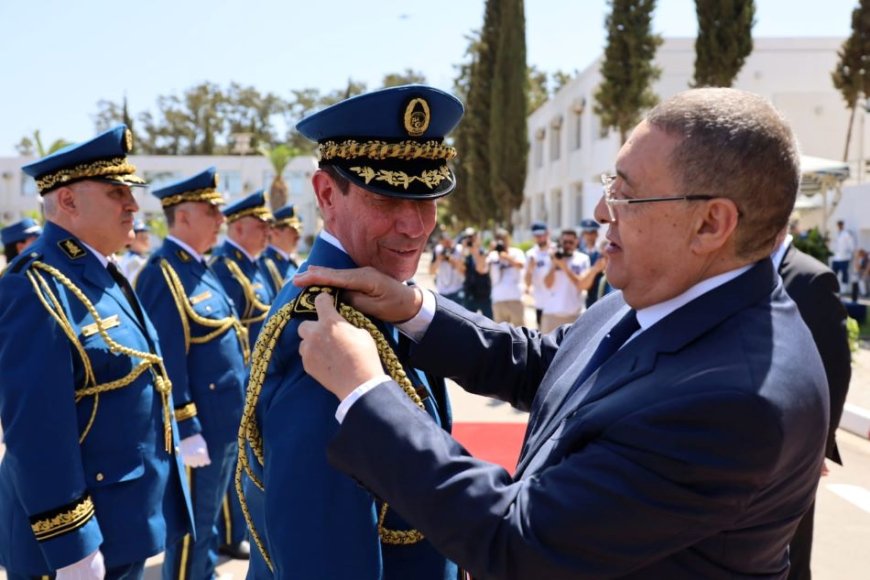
[802,270,851,462]
[410,295,565,411]
[262,327,382,579]
[135,263,203,439]
[328,384,787,580]
[0,273,104,568]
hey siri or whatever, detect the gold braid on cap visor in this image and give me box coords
[36,158,145,193]
[225,207,273,223]
[160,188,226,208]
[318,139,457,162]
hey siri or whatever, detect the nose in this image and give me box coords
[594,195,612,224]
[395,201,428,237]
[123,188,140,213]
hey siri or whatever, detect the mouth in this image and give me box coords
[385,247,419,258]
[605,235,621,253]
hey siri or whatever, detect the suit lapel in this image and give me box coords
[516,260,778,476]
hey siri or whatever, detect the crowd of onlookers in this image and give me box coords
[429,220,609,330]
[828,219,869,299]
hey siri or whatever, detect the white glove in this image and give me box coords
[179,433,211,467]
[56,548,105,580]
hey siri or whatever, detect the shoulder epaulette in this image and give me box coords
[6,251,42,275]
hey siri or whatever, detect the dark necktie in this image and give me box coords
[568,309,640,397]
[107,261,147,327]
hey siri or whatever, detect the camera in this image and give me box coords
[554,246,569,260]
[495,242,506,253]
[464,237,474,247]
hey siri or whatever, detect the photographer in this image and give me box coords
[461,227,493,318]
[428,232,465,303]
[525,221,554,328]
[540,228,605,333]
[487,228,526,324]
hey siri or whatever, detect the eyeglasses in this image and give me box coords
[600,173,715,222]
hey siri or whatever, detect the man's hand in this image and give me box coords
[293,266,423,323]
[298,293,383,401]
[56,548,105,580]
[179,434,211,468]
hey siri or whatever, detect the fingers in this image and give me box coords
[294,266,380,294]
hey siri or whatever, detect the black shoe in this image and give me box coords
[218,540,251,560]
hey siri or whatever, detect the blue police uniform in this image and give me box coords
[133,168,250,578]
[1,217,42,246]
[238,85,462,579]
[0,126,193,576]
[259,204,302,295]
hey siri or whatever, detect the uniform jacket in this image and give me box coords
[0,223,193,574]
[242,235,456,579]
[327,259,829,579]
[259,245,298,296]
[135,237,249,446]
[778,245,850,462]
[210,240,274,351]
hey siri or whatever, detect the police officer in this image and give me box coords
[2,217,42,266]
[133,167,251,577]
[260,203,303,295]
[578,219,609,307]
[0,125,192,579]
[238,85,462,579]
[210,190,275,351]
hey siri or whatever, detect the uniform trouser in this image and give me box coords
[8,560,145,580]
[216,457,247,547]
[163,439,237,580]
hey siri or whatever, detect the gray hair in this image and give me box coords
[646,88,800,260]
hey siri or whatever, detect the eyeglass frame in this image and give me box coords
[600,173,716,222]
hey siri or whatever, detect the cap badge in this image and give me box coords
[403,98,430,137]
[124,129,133,152]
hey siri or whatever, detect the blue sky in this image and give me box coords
[0,0,858,156]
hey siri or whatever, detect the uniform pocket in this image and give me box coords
[86,449,145,487]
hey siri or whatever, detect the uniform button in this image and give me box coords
[175,446,180,454]
[205,305,212,313]
[209,383,216,390]
[96,473,104,482]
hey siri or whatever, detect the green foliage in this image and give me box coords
[792,227,832,263]
[832,0,870,160]
[692,0,755,88]
[593,0,663,143]
[382,69,427,87]
[490,0,529,229]
[846,316,860,354]
[259,144,301,209]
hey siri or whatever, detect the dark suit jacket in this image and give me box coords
[779,244,851,464]
[328,259,829,579]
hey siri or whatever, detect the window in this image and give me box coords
[549,116,563,161]
[21,177,38,197]
[571,99,585,150]
[535,192,547,221]
[573,182,584,224]
[551,189,562,227]
[221,171,243,197]
[533,128,545,168]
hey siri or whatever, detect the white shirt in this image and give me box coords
[526,244,554,307]
[226,237,257,262]
[433,244,465,296]
[541,251,590,317]
[833,229,855,261]
[165,235,205,263]
[487,247,525,302]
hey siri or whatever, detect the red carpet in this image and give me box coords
[452,422,527,474]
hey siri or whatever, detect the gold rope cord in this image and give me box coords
[235,295,426,571]
[28,261,174,452]
[158,260,250,363]
[223,259,270,326]
[263,258,284,294]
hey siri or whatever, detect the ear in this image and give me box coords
[691,198,740,255]
[55,186,78,216]
[312,170,339,219]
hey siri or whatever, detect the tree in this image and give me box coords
[489,0,529,228]
[260,144,300,210]
[593,0,663,143]
[832,0,870,161]
[527,65,550,112]
[382,69,427,87]
[693,0,755,88]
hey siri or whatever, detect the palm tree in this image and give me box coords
[259,144,299,209]
[34,130,73,156]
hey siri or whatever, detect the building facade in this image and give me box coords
[521,37,870,250]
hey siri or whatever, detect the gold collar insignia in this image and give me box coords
[58,238,87,260]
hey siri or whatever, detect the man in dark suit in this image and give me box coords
[773,229,852,579]
[295,88,830,579]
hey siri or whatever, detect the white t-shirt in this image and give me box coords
[834,229,855,261]
[526,244,554,307]
[433,244,465,295]
[541,251,591,317]
[487,247,526,303]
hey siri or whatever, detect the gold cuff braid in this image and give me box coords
[31,496,96,542]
